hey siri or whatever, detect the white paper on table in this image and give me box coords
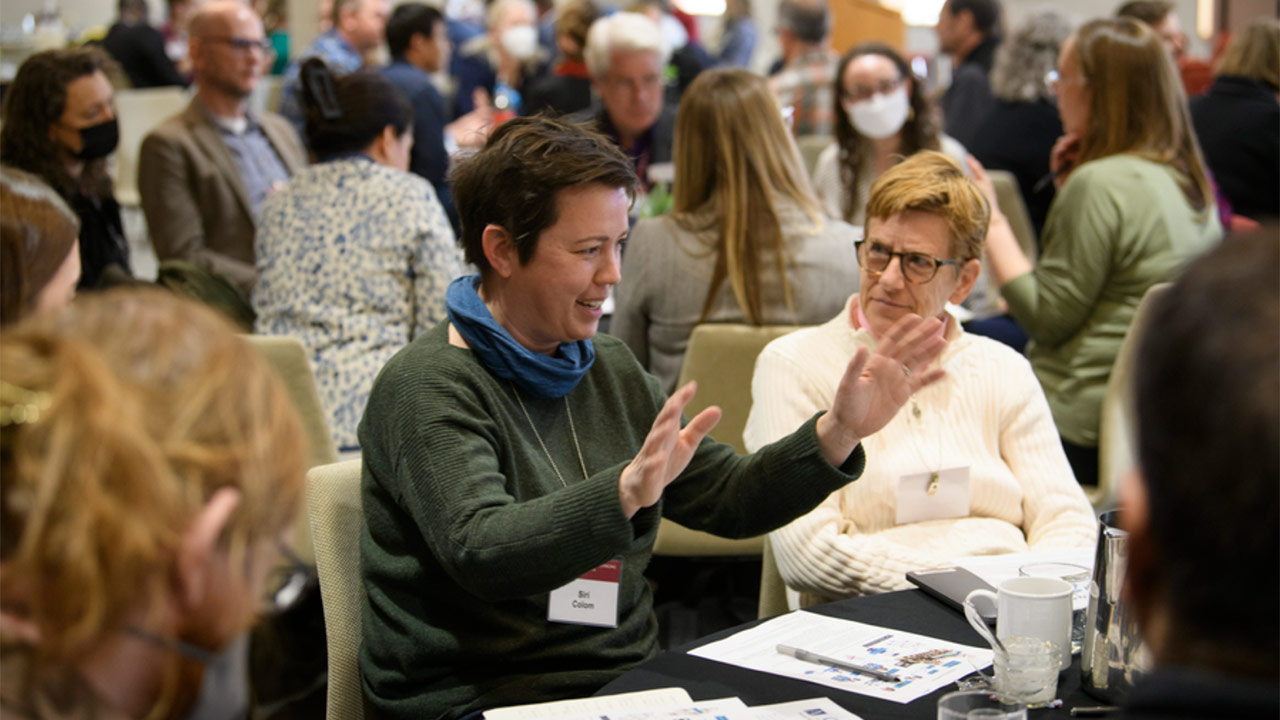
[752,697,866,720]
[532,697,758,720]
[484,688,694,720]
[951,548,1095,611]
[687,611,993,704]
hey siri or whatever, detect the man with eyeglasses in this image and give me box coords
[744,150,1094,604]
[138,0,306,299]
[569,12,674,193]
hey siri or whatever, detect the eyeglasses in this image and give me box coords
[1044,69,1085,97]
[856,239,958,284]
[843,76,904,104]
[261,540,315,615]
[207,36,272,53]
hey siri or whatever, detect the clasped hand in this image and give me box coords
[617,314,947,518]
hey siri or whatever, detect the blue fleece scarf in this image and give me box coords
[445,275,595,399]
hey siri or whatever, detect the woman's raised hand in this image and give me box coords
[618,382,722,518]
[815,314,948,466]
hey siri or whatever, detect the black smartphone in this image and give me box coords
[906,566,997,623]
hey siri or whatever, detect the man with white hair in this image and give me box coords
[138,0,306,296]
[569,12,674,190]
[278,0,391,131]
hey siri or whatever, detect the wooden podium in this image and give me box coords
[830,0,907,54]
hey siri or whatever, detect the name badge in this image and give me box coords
[548,557,622,627]
[895,466,970,525]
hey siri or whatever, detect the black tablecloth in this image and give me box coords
[598,589,1100,719]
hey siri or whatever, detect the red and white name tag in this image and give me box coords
[548,558,621,627]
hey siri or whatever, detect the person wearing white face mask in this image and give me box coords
[452,0,545,119]
[811,43,970,228]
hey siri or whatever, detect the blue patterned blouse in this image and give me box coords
[253,155,465,450]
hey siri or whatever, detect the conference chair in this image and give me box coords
[1095,282,1172,512]
[758,537,790,618]
[306,459,366,720]
[988,169,1038,264]
[796,134,834,184]
[244,334,339,568]
[113,86,190,208]
[652,323,803,557]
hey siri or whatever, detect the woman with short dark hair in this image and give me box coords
[252,58,463,452]
[358,114,950,720]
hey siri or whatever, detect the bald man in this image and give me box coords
[138,0,306,296]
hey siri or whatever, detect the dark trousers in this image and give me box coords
[1061,438,1099,488]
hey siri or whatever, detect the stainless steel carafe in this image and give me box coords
[1081,509,1150,702]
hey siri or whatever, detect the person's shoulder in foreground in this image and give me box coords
[1117,231,1279,720]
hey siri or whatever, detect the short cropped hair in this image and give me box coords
[947,0,1003,39]
[449,116,638,274]
[864,151,990,262]
[584,12,670,78]
[386,2,442,59]
[0,167,80,326]
[1216,18,1280,91]
[1135,234,1279,672]
[777,0,830,44]
[1115,0,1173,26]
[299,59,412,158]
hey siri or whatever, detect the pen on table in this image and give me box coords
[1069,706,1119,717]
[775,644,898,682]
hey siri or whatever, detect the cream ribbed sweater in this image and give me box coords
[744,297,1096,600]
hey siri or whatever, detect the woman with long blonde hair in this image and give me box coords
[974,17,1221,485]
[0,288,306,719]
[612,68,859,393]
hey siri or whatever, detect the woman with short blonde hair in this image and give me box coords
[612,68,859,393]
[0,288,306,718]
[975,17,1221,485]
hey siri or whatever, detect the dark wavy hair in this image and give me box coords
[0,47,115,200]
[831,42,940,223]
[299,58,413,159]
[449,115,638,274]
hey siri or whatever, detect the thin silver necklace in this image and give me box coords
[907,394,947,495]
[511,382,588,487]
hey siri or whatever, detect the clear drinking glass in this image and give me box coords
[937,689,1028,720]
[1019,561,1090,654]
[994,636,1059,706]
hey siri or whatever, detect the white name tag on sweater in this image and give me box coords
[548,558,621,627]
[895,466,970,525]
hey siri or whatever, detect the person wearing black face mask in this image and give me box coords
[0,46,135,290]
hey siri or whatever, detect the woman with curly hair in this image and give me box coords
[0,288,306,718]
[811,43,968,228]
[0,47,133,289]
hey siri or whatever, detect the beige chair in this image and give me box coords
[1095,282,1172,512]
[243,334,340,470]
[244,334,339,568]
[306,459,366,720]
[795,134,834,184]
[988,170,1038,264]
[113,86,190,207]
[757,537,789,618]
[652,323,802,557]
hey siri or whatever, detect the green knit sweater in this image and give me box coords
[357,323,864,720]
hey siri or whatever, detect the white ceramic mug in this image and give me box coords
[965,576,1073,670]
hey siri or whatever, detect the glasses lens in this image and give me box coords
[902,253,938,283]
[859,242,890,271]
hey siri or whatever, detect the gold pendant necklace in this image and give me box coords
[511,382,589,488]
[907,396,945,495]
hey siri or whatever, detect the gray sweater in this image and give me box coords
[611,201,860,393]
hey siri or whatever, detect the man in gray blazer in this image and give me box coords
[139,0,306,296]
